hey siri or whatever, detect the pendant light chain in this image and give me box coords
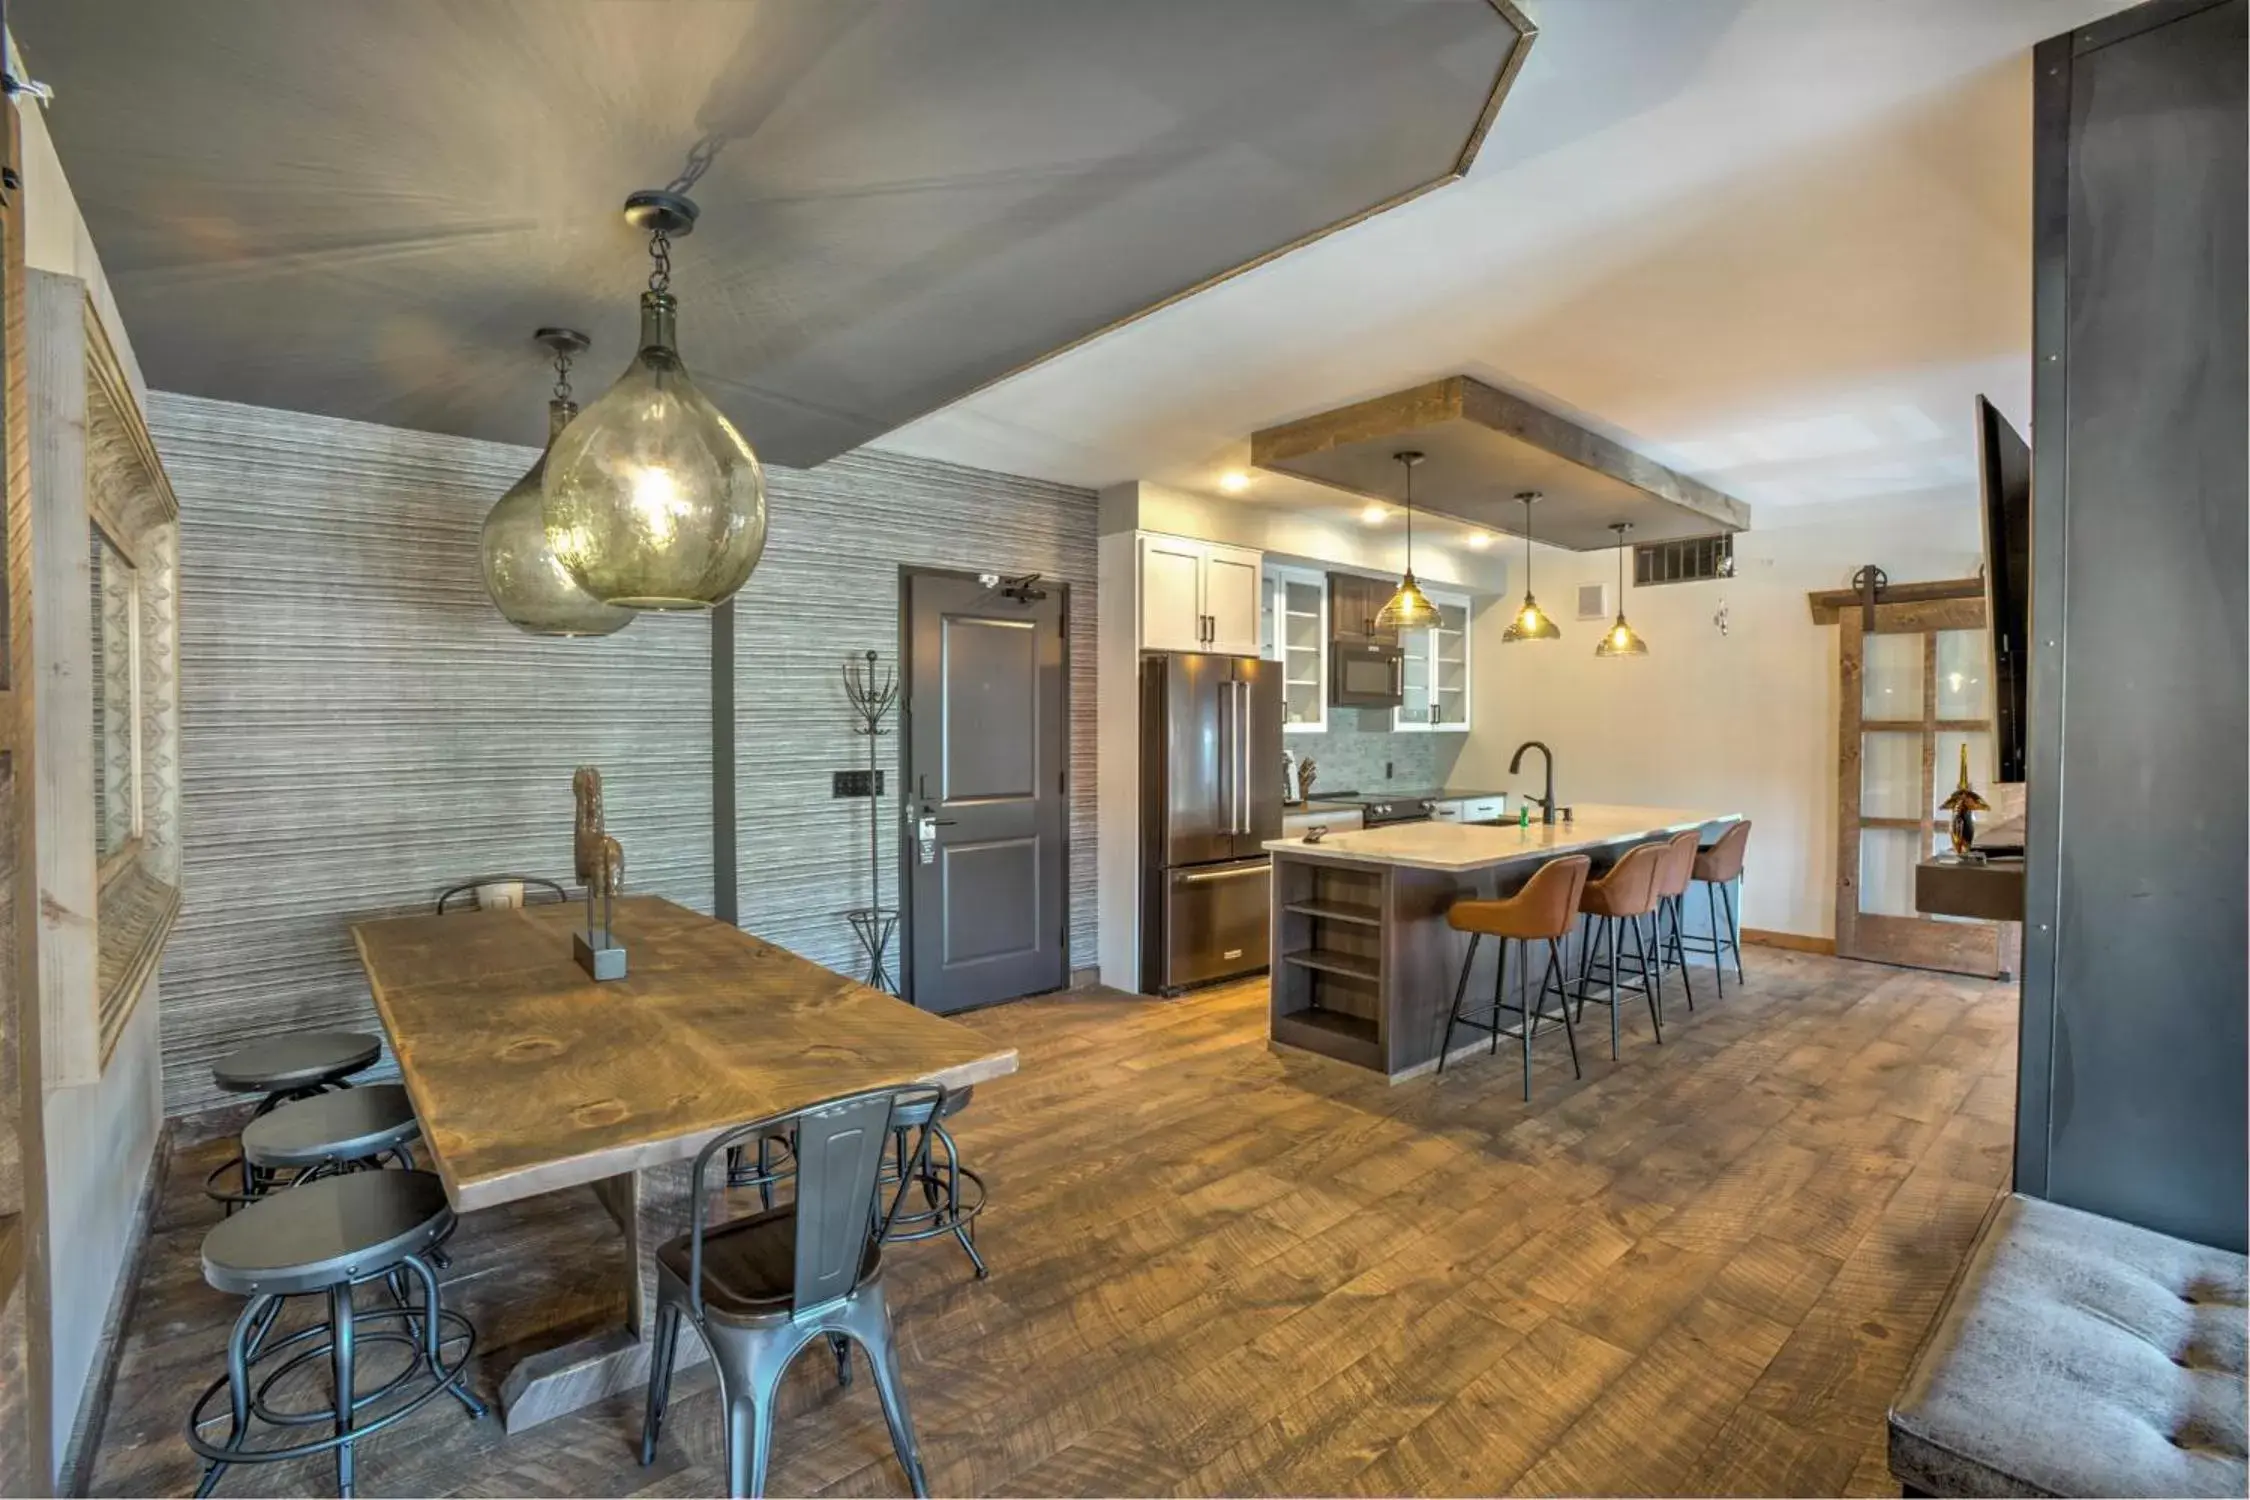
[646,226,673,296]
[551,342,575,404]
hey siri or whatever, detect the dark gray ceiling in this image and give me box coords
[13,1,1528,467]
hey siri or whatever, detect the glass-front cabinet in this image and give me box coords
[1395,589,1471,732]
[1260,565,1328,732]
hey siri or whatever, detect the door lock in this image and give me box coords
[915,808,956,866]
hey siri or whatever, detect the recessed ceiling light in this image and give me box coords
[1360,503,1388,525]
[1218,470,1251,493]
[1466,531,1493,550]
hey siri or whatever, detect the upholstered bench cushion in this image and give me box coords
[1890,1192,2248,1498]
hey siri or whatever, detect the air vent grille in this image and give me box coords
[1634,534,1734,586]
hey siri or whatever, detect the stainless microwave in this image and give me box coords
[1330,639,1404,709]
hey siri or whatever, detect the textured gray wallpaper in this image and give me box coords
[151,393,1095,1117]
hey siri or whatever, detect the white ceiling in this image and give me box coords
[878,0,2119,537]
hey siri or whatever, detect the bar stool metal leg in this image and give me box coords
[329,1283,357,1498]
[1705,881,1727,998]
[1437,934,1480,1074]
[1488,938,1509,1057]
[1722,878,1745,981]
[1546,941,1582,1082]
[1667,896,1695,1012]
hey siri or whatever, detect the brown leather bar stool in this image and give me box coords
[1572,841,1668,1059]
[1687,820,1752,995]
[1438,855,1588,1100]
[1650,829,1702,1014]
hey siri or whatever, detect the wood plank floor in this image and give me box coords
[90,947,2014,1497]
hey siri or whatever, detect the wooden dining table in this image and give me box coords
[350,894,1019,1433]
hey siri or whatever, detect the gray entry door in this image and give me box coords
[903,571,1069,1014]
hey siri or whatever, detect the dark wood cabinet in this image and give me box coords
[1327,572,1397,645]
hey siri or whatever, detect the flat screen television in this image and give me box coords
[1975,395,2031,785]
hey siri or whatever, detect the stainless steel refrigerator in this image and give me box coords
[1140,652,1284,993]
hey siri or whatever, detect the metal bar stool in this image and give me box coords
[241,1084,422,1185]
[206,1033,384,1213]
[1437,854,1589,1099]
[186,1170,486,1498]
[1571,841,1669,1058]
[1649,828,1702,1014]
[641,1085,939,1499]
[880,1086,989,1280]
[1682,820,1752,996]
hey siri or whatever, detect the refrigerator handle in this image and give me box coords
[1236,679,1252,837]
[1217,676,1237,835]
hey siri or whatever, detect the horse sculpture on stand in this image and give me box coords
[572,766,628,980]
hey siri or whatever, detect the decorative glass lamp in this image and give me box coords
[1501,491,1563,642]
[1594,521,1650,657]
[543,190,768,610]
[480,329,633,638]
[1373,450,1444,634]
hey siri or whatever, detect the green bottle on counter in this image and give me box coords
[1518,805,1531,830]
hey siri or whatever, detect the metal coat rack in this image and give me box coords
[841,650,900,993]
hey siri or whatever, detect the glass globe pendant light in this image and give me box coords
[1501,491,1563,642]
[543,189,768,610]
[480,329,633,638]
[1373,450,1444,633]
[1594,521,1650,658]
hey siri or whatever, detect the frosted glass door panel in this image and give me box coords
[1858,829,1921,917]
[1862,632,1923,718]
[1935,630,1990,720]
[1861,732,1923,820]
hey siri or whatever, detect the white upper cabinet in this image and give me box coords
[1396,588,1472,732]
[1259,564,1328,732]
[1138,534,1207,653]
[1137,533,1263,656]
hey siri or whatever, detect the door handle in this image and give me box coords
[1177,864,1266,883]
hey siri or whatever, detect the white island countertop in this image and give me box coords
[1263,803,1740,873]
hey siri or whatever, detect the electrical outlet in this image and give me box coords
[831,769,885,798]
[1384,760,1394,780]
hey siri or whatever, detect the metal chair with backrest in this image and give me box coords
[641,1083,940,1499]
[433,875,569,915]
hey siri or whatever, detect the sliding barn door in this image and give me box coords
[1835,597,2012,976]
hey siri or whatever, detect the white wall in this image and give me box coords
[1451,492,1984,940]
[14,62,168,1477]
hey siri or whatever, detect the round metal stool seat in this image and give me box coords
[188,1170,483,1497]
[242,1085,420,1174]
[212,1032,382,1095]
[203,1170,453,1298]
[207,1033,386,1214]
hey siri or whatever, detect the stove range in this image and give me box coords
[1312,790,1435,828]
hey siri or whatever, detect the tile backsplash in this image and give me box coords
[1287,710,1466,798]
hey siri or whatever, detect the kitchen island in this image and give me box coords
[1263,805,1740,1079]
